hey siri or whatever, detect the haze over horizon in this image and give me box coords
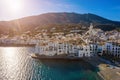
[0,0,120,21]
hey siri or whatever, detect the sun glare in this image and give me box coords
[3,47,16,57]
[5,0,24,13]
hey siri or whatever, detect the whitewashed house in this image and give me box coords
[78,43,98,57]
[104,42,120,57]
[34,41,99,57]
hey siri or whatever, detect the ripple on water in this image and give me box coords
[0,47,102,80]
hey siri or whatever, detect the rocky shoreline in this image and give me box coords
[83,56,120,80]
[30,54,120,80]
[30,54,83,61]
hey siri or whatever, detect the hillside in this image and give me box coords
[0,12,120,35]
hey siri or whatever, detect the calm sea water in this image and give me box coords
[0,47,102,80]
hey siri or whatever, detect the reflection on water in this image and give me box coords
[2,47,18,66]
[2,47,19,80]
[0,47,102,80]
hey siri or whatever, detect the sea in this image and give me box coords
[0,47,102,80]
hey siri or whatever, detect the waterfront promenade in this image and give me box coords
[84,56,120,80]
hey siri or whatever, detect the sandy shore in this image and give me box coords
[84,56,120,80]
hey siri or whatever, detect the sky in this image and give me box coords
[0,0,120,21]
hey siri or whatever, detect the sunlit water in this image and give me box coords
[0,47,102,80]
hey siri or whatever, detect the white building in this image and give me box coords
[78,43,98,57]
[104,42,120,57]
[34,41,98,57]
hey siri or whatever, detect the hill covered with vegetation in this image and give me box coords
[0,12,120,35]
